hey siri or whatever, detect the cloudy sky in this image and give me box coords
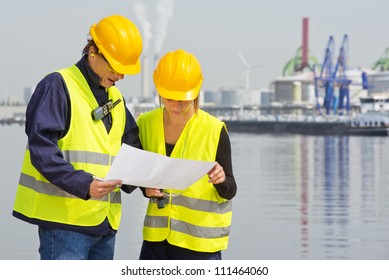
[1,0,388,101]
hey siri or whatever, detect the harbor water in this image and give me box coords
[1,125,389,260]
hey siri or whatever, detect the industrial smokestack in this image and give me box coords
[301,17,309,68]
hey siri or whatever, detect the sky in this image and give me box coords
[1,0,389,102]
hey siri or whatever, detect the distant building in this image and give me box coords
[203,90,221,105]
[260,90,274,105]
[239,88,261,106]
[367,71,389,95]
[272,68,371,105]
[24,87,33,105]
[204,87,272,107]
[6,95,23,105]
[220,88,239,106]
[272,72,314,104]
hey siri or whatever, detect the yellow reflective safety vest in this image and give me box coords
[137,108,232,252]
[13,65,125,229]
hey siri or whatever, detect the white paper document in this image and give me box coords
[105,144,216,190]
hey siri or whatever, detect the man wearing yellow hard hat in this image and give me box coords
[137,49,237,260]
[13,15,143,260]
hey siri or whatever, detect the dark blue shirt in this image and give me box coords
[13,56,141,235]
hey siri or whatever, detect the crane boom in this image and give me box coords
[314,34,352,115]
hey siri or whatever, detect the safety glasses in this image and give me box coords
[98,51,122,75]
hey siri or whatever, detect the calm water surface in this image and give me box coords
[1,125,388,260]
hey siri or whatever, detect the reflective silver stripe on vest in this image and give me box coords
[143,215,230,238]
[144,215,168,228]
[171,195,232,214]
[62,150,111,165]
[26,147,114,165]
[171,218,230,238]
[109,190,122,203]
[19,173,121,203]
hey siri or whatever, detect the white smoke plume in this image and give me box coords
[154,0,174,57]
[132,0,153,53]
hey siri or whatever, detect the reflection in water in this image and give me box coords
[225,133,389,260]
[299,137,309,258]
[1,127,389,260]
[321,137,350,259]
[295,136,389,259]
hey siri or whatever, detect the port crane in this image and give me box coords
[313,34,352,115]
[372,47,389,71]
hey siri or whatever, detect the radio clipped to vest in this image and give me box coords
[92,99,122,121]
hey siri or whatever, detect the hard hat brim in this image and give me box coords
[110,58,141,75]
[157,79,203,101]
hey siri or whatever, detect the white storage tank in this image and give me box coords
[203,90,221,104]
[220,88,239,106]
[273,73,314,103]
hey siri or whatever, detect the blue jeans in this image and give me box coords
[38,227,116,260]
[139,240,222,260]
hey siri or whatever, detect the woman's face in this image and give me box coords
[162,97,194,118]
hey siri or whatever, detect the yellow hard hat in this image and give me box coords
[153,49,203,100]
[90,15,143,75]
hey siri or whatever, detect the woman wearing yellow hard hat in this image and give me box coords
[13,15,143,260]
[137,49,237,260]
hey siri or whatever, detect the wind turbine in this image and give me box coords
[236,50,262,91]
